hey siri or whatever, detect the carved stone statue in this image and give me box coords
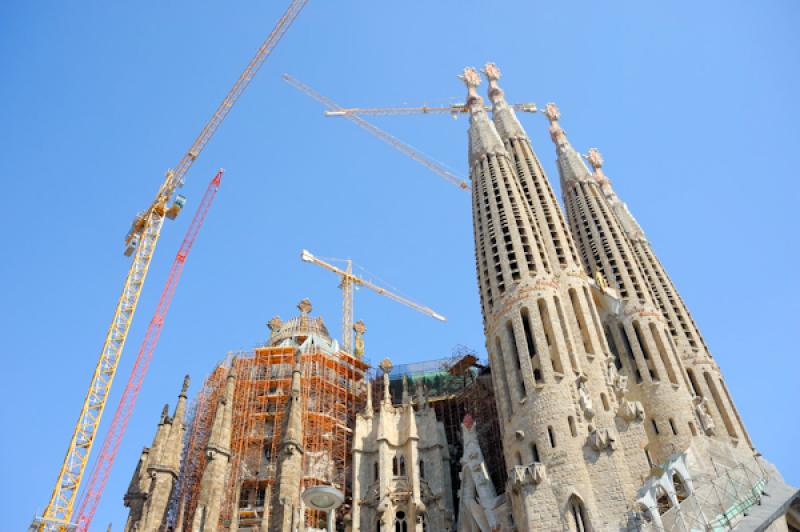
[578,378,595,421]
[695,397,716,435]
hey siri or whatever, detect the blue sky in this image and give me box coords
[1,0,798,528]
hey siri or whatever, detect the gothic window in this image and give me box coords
[394,511,408,532]
[569,288,593,355]
[704,372,737,437]
[530,442,540,462]
[548,425,557,448]
[669,418,678,435]
[521,308,543,384]
[419,459,425,479]
[392,455,399,476]
[538,298,564,374]
[632,321,659,381]
[650,323,678,385]
[605,325,622,369]
[686,369,701,397]
[263,443,272,462]
[399,455,406,476]
[568,496,590,532]
[507,321,526,397]
[374,461,379,480]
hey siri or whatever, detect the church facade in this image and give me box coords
[122,65,797,532]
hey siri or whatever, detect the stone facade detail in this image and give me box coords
[351,359,453,532]
[123,376,189,532]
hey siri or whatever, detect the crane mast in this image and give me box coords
[300,249,446,353]
[74,170,223,532]
[34,2,308,529]
[324,102,536,118]
[282,74,469,191]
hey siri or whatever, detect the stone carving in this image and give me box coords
[586,148,604,170]
[267,316,282,336]
[607,359,628,396]
[587,425,616,452]
[483,62,501,81]
[619,398,646,422]
[353,320,366,358]
[694,397,716,435]
[460,66,481,88]
[577,377,595,421]
[380,358,393,405]
[297,298,312,316]
[543,102,560,122]
[509,463,547,492]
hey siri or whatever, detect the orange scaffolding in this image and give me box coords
[171,341,367,531]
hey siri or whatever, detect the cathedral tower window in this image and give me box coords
[669,418,678,435]
[568,416,577,437]
[619,324,641,383]
[705,372,737,438]
[568,495,590,532]
[651,419,660,435]
[650,323,678,385]
[521,308,543,384]
[569,288,593,355]
[507,321,526,397]
[374,461,379,481]
[394,511,408,532]
[548,425,557,448]
[530,442,540,462]
[600,393,610,412]
[538,298,564,374]
[686,369,701,397]
[554,296,579,371]
[419,459,425,479]
[632,321,659,381]
[399,455,406,476]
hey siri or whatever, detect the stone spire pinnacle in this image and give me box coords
[544,103,594,186]
[483,62,526,139]
[379,358,393,406]
[353,320,366,358]
[281,351,305,452]
[586,148,646,241]
[363,377,373,418]
[460,66,505,167]
[401,374,410,406]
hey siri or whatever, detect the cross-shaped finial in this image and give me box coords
[297,298,312,316]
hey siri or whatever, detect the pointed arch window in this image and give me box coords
[568,496,590,532]
[392,455,399,476]
[394,511,408,532]
[398,454,406,476]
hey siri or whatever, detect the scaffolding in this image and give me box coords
[170,332,368,531]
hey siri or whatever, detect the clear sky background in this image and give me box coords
[1,0,798,529]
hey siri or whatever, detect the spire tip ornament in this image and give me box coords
[586,148,604,170]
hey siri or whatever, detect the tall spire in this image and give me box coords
[192,363,236,532]
[484,63,582,271]
[552,104,699,462]
[460,67,506,169]
[586,148,646,242]
[585,147,753,448]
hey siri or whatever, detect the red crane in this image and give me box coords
[74,169,223,531]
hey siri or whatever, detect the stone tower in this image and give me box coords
[461,65,650,531]
[584,147,753,452]
[545,103,700,465]
[192,364,237,532]
[351,358,453,532]
[267,349,305,532]
[123,375,189,532]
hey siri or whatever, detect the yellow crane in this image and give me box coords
[32,2,309,530]
[283,74,470,191]
[300,249,446,354]
[324,102,537,118]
